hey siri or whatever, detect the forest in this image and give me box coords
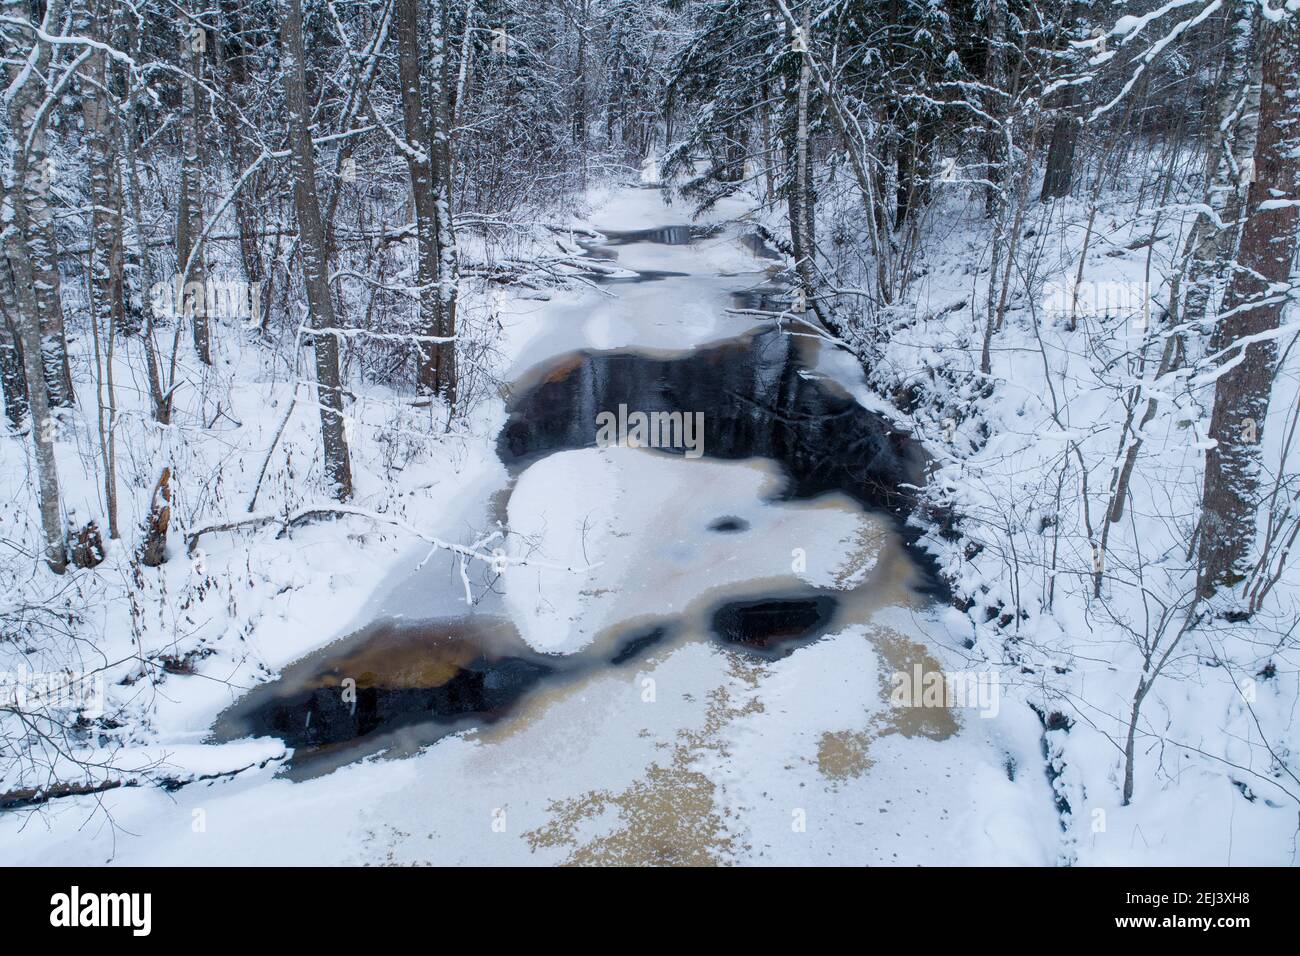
[1,0,1298,869]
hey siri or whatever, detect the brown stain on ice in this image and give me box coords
[816,729,875,783]
[812,625,957,787]
[868,625,959,740]
[830,521,890,589]
[523,654,763,866]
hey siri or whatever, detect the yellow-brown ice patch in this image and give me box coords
[815,729,874,783]
[524,654,763,866]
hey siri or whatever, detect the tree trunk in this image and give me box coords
[1121,677,1148,805]
[428,0,460,404]
[396,0,450,400]
[81,0,122,538]
[1197,13,1300,596]
[217,2,268,322]
[790,10,815,301]
[2,181,67,572]
[1039,87,1078,202]
[983,0,1009,218]
[177,15,211,365]
[281,0,354,500]
[3,0,74,408]
[571,0,589,150]
[1105,5,1260,528]
[1039,1,1088,203]
[0,274,29,428]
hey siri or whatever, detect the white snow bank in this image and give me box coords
[501,447,890,654]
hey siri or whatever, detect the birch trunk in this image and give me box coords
[1197,13,1300,596]
[2,0,74,407]
[1,181,67,572]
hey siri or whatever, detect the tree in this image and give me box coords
[395,0,458,402]
[1039,1,1091,202]
[2,0,75,408]
[1196,12,1300,598]
[281,0,354,500]
[177,3,211,365]
[79,0,123,539]
[1,177,67,573]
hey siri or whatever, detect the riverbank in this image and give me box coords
[0,183,1061,865]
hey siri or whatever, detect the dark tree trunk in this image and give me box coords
[0,308,29,429]
[281,0,354,500]
[177,12,211,364]
[396,0,451,400]
[1197,14,1300,596]
[427,0,460,404]
[1039,86,1078,202]
[982,0,1008,218]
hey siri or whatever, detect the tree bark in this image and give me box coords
[790,10,815,303]
[1182,5,1262,332]
[0,274,29,428]
[177,12,211,365]
[2,180,67,572]
[2,0,74,407]
[1197,13,1300,596]
[983,0,1009,218]
[1039,1,1088,203]
[1039,86,1078,202]
[396,0,454,401]
[427,0,460,403]
[80,0,121,538]
[281,0,354,500]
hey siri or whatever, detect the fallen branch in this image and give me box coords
[185,504,597,575]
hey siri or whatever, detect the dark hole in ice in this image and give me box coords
[243,657,550,751]
[589,269,690,284]
[730,286,793,311]
[500,329,922,514]
[609,624,672,665]
[708,515,749,533]
[600,224,720,245]
[211,618,559,768]
[709,595,839,657]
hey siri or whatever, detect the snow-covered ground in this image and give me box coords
[850,180,1300,866]
[0,184,1068,866]
[2,179,1293,866]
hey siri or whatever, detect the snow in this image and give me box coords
[2,166,1295,867]
[0,182,1063,867]
[501,447,886,653]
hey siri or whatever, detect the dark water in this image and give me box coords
[711,595,839,658]
[499,328,926,518]
[214,587,844,774]
[600,224,723,245]
[214,225,936,771]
